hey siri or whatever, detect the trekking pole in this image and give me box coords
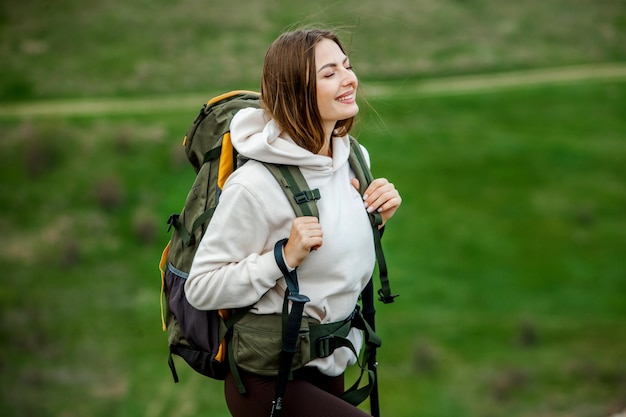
[270,293,309,417]
[270,239,310,417]
[361,279,380,417]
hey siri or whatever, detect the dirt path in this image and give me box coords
[365,62,626,97]
[1,62,625,118]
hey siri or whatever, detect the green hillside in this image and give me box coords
[1,1,625,416]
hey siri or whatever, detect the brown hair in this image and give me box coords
[260,29,356,154]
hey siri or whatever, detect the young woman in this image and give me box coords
[185,28,401,417]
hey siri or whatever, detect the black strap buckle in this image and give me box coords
[316,335,336,359]
[166,213,179,232]
[288,293,310,304]
[378,288,399,304]
[294,189,321,204]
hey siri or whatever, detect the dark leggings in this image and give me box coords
[224,367,372,417]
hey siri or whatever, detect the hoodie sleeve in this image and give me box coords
[184,180,283,310]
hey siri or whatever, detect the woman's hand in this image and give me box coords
[351,177,402,227]
[283,217,323,268]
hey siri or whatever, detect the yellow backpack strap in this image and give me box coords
[207,89,259,106]
[218,132,234,190]
[159,242,171,332]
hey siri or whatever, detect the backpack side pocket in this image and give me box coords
[164,266,228,379]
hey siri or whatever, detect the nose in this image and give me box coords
[342,67,358,87]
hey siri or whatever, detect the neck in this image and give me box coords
[319,139,333,157]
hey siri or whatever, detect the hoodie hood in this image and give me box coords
[230,108,351,173]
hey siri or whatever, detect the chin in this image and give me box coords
[340,104,359,119]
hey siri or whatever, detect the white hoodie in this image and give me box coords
[185,108,376,376]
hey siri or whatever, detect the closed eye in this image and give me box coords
[317,56,351,75]
[323,65,353,78]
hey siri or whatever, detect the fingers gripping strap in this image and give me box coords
[348,138,398,304]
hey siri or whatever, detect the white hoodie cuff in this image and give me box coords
[281,247,296,271]
[256,250,285,284]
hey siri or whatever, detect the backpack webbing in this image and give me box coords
[264,164,320,218]
[264,146,396,414]
[348,139,398,304]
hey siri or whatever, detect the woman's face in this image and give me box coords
[314,38,359,136]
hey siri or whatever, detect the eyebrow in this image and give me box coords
[317,56,349,73]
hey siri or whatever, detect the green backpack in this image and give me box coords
[159,90,396,412]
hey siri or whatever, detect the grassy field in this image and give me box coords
[1,80,624,417]
[1,0,625,100]
[1,1,625,416]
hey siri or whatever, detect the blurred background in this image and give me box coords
[1,1,625,416]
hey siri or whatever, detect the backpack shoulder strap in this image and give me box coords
[348,136,375,193]
[347,137,398,304]
[346,136,397,413]
[263,163,320,218]
[262,163,320,414]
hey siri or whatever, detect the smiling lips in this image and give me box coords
[336,91,356,103]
